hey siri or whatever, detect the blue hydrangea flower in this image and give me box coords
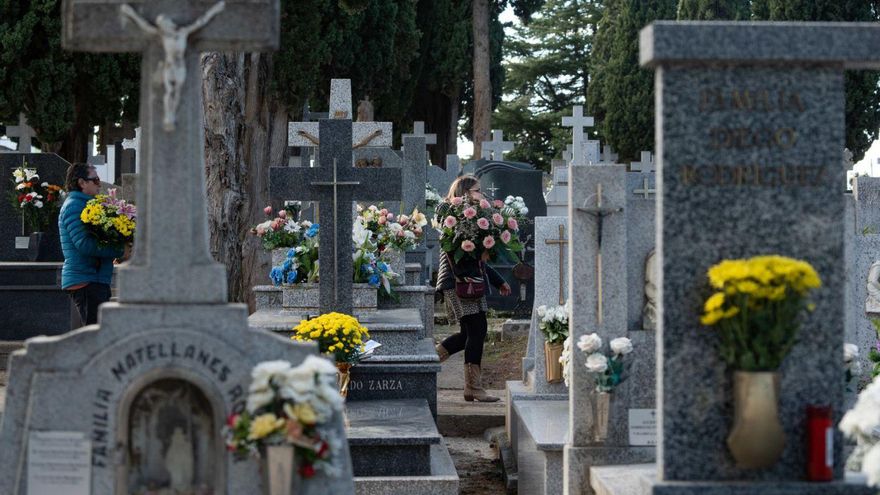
[377,261,388,273]
[269,266,283,286]
[368,274,381,287]
[287,248,296,258]
[282,259,292,271]
[286,269,298,284]
[305,224,320,238]
[361,263,373,274]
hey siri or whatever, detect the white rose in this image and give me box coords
[863,443,880,487]
[585,353,609,373]
[840,378,880,436]
[537,305,547,318]
[33,200,43,208]
[577,333,602,354]
[249,360,292,392]
[300,354,338,375]
[610,337,633,356]
[246,389,275,413]
[404,231,416,239]
[844,343,859,363]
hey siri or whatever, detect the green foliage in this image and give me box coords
[589,0,677,162]
[752,0,880,162]
[676,0,751,19]
[494,0,601,171]
[0,0,139,152]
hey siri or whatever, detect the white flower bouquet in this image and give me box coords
[577,333,634,393]
[841,374,880,485]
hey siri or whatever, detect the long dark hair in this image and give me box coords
[65,163,94,192]
[445,174,479,202]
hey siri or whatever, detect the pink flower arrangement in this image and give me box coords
[507,217,518,230]
[264,206,273,215]
[435,195,523,263]
[493,199,504,208]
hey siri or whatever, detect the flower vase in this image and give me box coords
[262,444,294,495]
[336,362,352,399]
[726,371,785,469]
[544,342,564,383]
[593,392,611,442]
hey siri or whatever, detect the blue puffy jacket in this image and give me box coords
[59,191,123,289]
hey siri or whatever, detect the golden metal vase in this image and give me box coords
[544,342,564,383]
[336,362,352,399]
[726,371,785,469]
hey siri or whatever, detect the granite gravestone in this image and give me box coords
[0,2,355,494]
[641,21,878,494]
[427,154,461,196]
[563,165,655,495]
[270,119,403,316]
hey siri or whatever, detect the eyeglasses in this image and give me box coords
[82,176,100,184]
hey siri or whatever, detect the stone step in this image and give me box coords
[511,399,568,495]
[349,339,440,416]
[0,285,73,341]
[346,399,441,477]
[353,444,459,495]
[436,389,506,437]
[0,262,62,286]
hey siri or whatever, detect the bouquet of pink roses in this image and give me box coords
[435,196,523,263]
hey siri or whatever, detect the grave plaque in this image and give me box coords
[627,409,658,447]
[27,431,91,495]
[641,21,880,492]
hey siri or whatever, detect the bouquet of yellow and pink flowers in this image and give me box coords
[435,196,524,263]
[80,189,137,248]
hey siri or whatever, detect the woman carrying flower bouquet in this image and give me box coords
[59,163,129,327]
[435,175,512,402]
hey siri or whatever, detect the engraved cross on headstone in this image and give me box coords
[63,0,279,304]
[545,224,569,305]
[562,105,594,166]
[633,177,655,199]
[630,151,655,173]
[271,119,402,315]
[481,129,514,160]
[576,183,623,325]
[485,182,500,198]
[6,113,37,153]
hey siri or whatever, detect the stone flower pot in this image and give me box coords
[282,283,377,313]
[726,371,785,469]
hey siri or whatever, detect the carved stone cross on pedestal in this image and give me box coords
[62,0,279,304]
[270,119,402,315]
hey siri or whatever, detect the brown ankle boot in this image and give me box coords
[436,343,450,363]
[464,363,499,402]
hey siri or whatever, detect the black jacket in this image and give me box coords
[436,251,506,293]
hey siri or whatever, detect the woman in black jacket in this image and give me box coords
[435,175,511,402]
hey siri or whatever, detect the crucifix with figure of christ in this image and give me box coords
[62,0,278,304]
[577,183,623,325]
[270,119,402,315]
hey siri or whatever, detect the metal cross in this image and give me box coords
[486,182,500,198]
[633,177,655,199]
[544,224,569,305]
[577,183,623,325]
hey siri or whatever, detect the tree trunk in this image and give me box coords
[201,52,289,310]
[447,89,460,160]
[471,0,492,160]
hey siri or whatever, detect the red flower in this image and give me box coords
[317,440,329,457]
[299,463,316,478]
[226,414,239,427]
[17,194,25,202]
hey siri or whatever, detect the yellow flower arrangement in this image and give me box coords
[247,413,285,440]
[701,255,821,371]
[292,312,370,364]
[80,193,137,247]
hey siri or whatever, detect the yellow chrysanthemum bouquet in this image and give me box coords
[293,313,371,398]
[80,189,137,248]
[700,255,821,371]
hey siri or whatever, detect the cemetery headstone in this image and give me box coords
[640,21,878,493]
[562,105,594,166]
[0,3,355,494]
[5,113,37,153]
[480,129,515,160]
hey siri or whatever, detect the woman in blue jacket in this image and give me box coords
[59,163,127,327]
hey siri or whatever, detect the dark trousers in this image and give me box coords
[68,283,111,329]
[440,312,488,365]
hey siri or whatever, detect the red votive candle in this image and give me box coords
[806,405,833,481]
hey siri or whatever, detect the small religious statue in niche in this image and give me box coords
[119,2,226,131]
[357,96,374,122]
[866,260,880,315]
[642,249,658,330]
[127,379,215,494]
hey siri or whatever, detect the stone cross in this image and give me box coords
[122,127,141,173]
[403,121,437,146]
[63,0,279,304]
[632,177,655,199]
[289,79,392,150]
[563,144,573,164]
[544,224,569,305]
[630,151,654,173]
[271,119,402,315]
[481,129,514,160]
[562,105,594,166]
[5,113,36,153]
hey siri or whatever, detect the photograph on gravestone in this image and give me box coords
[641,21,880,493]
[0,2,356,494]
